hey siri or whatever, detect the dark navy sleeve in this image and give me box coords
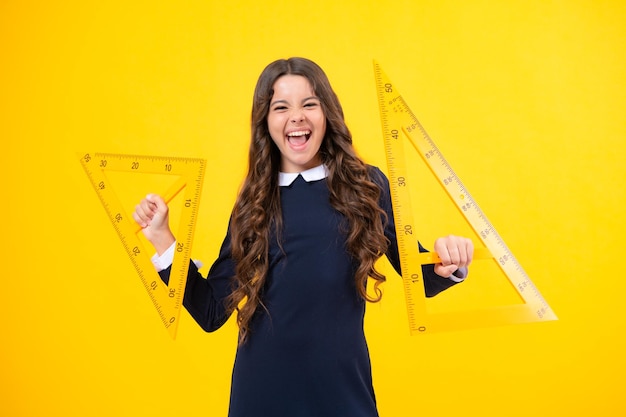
[368,166,460,297]
[158,225,236,332]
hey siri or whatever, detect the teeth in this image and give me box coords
[287,130,311,137]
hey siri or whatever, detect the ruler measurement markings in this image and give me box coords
[79,152,205,338]
[373,61,556,333]
[402,120,537,299]
[379,81,430,334]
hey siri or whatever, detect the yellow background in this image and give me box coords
[2,1,625,416]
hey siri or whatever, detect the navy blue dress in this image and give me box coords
[159,166,459,416]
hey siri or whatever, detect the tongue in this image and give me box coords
[288,136,307,146]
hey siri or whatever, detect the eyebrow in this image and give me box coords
[270,96,320,107]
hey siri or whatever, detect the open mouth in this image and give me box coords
[287,130,311,146]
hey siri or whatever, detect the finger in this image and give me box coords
[133,202,154,227]
[146,194,168,216]
[454,237,473,268]
[434,263,458,278]
[132,195,161,227]
[448,245,462,266]
[142,194,170,231]
[132,210,144,227]
[434,235,456,266]
[463,238,474,267]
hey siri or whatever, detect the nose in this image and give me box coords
[290,109,305,123]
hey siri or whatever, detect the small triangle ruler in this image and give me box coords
[373,61,557,334]
[79,152,205,339]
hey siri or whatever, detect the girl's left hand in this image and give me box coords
[433,235,474,278]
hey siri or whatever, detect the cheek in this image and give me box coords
[319,119,327,140]
[314,113,327,134]
[269,132,282,150]
[267,116,283,140]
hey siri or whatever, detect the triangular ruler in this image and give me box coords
[373,61,557,334]
[78,152,205,339]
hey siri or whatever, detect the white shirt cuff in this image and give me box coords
[448,274,466,283]
[448,267,468,283]
[150,242,203,272]
[151,242,176,272]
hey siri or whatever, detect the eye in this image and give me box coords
[304,102,319,108]
[272,105,288,112]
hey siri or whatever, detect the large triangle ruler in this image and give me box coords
[373,61,557,334]
[79,152,205,339]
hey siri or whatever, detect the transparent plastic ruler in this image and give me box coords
[374,61,557,334]
[79,152,205,338]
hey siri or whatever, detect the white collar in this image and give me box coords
[278,164,329,186]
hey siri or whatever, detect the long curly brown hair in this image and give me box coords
[227,57,389,344]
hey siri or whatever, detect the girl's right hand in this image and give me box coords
[133,194,175,255]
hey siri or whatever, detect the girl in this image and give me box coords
[133,57,473,417]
